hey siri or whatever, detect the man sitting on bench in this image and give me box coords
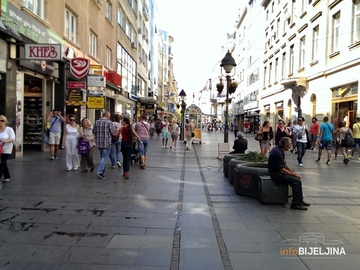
[268,137,311,210]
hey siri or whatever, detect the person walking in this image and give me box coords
[161,116,170,148]
[121,117,142,179]
[233,120,238,138]
[257,121,271,155]
[0,115,15,185]
[338,120,354,165]
[185,119,195,150]
[170,119,179,150]
[149,119,155,139]
[315,116,334,165]
[334,121,342,160]
[155,119,162,139]
[79,118,96,173]
[62,115,80,171]
[109,114,122,169]
[309,117,320,150]
[93,111,116,179]
[135,115,150,169]
[274,119,290,146]
[46,110,65,160]
[293,117,308,167]
[350,117,360,160]
[268,137,310,210]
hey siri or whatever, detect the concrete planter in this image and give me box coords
[223,153,244,177]
[228,158,247,185]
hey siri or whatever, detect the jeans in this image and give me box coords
[296,142,307,164]
[0,153,10,180]
[271,173,304,206]
[121,140,132,173]
[110,139,122,166]
[97,145,112,175]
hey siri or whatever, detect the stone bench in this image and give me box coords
[233,163,288,205]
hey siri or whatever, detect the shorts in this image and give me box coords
[310,134,317,141]
[260,140,269,150]
[162,130,169,139]
[171,132,178,140]
[319,141,332,151]
[156,129,162,134]
[138,139,148,156]
[353,138,360,147]
[49,132,61,145]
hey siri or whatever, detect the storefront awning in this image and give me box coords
[138,97,157,104]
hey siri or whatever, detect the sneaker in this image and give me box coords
[116,161,122,168]
[165,146,169,149]
[73,167,78,171]
[299,163,304,167]
[170,146,172,149]
[294,151,298,154]
[310,148,314,150]
[4,179,10,182]
[348,155,353,159]
[162,146,165,149]
[123,172,129,179]
[358,157,360,161]
[111,166,116,169]
[67,168,71,171]
[50,156,55,160]
[54,155,58,159]
[97,174,105,179]
[344,158,350,165]
[315,159,320,163]
[326,160,331,165]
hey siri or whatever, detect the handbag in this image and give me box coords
[191,132,195,137]
[45,117,58,137]
[255,134,263,141]
[78,139,90,155]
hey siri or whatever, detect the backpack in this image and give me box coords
[343,130,354,147]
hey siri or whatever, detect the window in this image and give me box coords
[106,47,112,68]
[312,26,319,61]
[248,69,259,86]
[289,45,294,74]
[332,12,341,52]
[299,36,305,68]
[89,31,97,58]
[106,1,112,21]
[275,58,279,82]
[352,0,360,43]
[276,17,280,39]
[65,9,76,43]
[263,67,267,88]
[117,8,124,28]
[301,0,306,14]
[282,52,286,78]
[23,0,44,19]
[125,20,130,38]
[269,63,272,85]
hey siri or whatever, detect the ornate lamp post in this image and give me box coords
[220,50,237,143]
[179,89,187,140]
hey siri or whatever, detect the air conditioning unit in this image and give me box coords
[138,28,142,34]
[131,42,136,49]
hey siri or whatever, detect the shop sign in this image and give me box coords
[87,96,105,109]
[19,47,58,77]
[2,2,64,44]
[70,58,90,79]
[88,75,105,87]
[24,44,61,60]
[68,90,82,102]
[67,81,86,89]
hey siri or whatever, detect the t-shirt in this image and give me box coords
[268,146,286,174]
[310,122,319,135]
[353,123,360,139]
[50,116,62,132]
[320,122,334,142]
[162,120,169,132]
[135,121,150,139]
[0,126,15,154]
[293,124,307,143]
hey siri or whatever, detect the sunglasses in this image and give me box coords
[0,120,5,122]
[69,119,76,121]
[298,120,303,122]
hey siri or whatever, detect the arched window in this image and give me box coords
[310,94,317,117]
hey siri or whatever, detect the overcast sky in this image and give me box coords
[157,0,241,97]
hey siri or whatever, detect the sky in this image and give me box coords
[156,0,241,98]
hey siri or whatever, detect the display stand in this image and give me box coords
[185,104,202,144]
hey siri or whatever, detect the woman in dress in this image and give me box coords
[79,118,96,172]
[275,119,290,146]
[63,115,80,171]
[0,115,15,185]
[257,121,271,154]
[170,119,179,150]
[121,118,142,179]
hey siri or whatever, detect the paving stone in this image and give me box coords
[107,235,172,249]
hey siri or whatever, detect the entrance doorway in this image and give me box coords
[332,100,358,128]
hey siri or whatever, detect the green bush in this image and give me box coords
[237,151,268,162]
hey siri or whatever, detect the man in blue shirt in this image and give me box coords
[315,116,334,165]
[268,137,310,210]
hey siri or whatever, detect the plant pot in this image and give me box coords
[216,84,224,93]
[228,158,247,185]
[223,153,244,177]
[228,86,237,94]
[234,162,268,197]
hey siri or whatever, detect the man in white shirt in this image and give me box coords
[292,117,308,167]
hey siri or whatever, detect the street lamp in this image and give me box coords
[179,89,187,140]
[220,50,237,143]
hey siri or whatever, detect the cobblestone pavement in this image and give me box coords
[0,131,359,270]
